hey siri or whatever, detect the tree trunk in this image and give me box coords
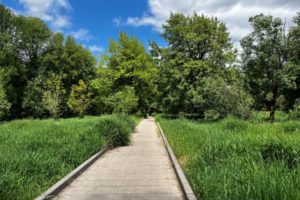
[269,88,278,123]
[269,104,275,122]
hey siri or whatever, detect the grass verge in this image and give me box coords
[0,115,138,200]
[156,112,300,199]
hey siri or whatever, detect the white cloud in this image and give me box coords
[71,29,94,41]
[113,18,121,26]
[89,45,103,52]
[126,0,300,42]
[19,0,72,29]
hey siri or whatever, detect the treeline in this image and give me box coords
[0,4,299,121]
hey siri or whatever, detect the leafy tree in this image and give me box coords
[67,80,92,117]
[288,98,300,120]
[150,13,236,114]
[14,16,51,80]
[42,34,97,92]
[0,82,11,120]
[91,67,114,114]
[43,74,66,119]
[112,86,138,114]
[240,14,292,122]
[0,5,26,118]
[22,75,48,118]
[93,31,156,114]
[284,13,300,109]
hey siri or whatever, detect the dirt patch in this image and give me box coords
[178,155,189,168]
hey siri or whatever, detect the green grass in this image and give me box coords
[0,115,138,200]
[156,112,300,200]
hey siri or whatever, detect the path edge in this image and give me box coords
[157,122,197,200]
[34,148,107,200]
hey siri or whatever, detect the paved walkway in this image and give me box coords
[56,118,184,200]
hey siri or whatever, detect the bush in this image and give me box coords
[288,99,300,120]
[282,121,300,133]
[67,80,92,117]
[0,83,11,120]
[96,116,132,148]
[191,77,253,120]
[204,110,220,121]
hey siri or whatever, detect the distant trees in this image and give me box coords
[92,31,157,115]
[0,4,96,120]
[1,3,300,121]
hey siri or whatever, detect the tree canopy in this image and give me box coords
[0,4,300,121]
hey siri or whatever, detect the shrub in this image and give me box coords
[96,116,131,148]
[204,110,220,121]
[67,80,92,117]
[191,77,253,120]
[42,74,66,119]
[288,99,300,120]
[0,83,11,120]
[282,121,300,134]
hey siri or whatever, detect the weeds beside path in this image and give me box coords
[0,115,138,200]
[156,112,300,199]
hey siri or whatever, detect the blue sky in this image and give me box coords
[4,0,300,55]
[4,0,166,55]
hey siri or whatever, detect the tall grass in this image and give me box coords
[156,112,300,199]
[0,115,138,200]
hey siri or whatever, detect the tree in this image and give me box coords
[14,16,51,80]
[67,80,92,117]
[112,86,138,114]
[93,31,157,114]
[150,13,236,114]
[0,5,26,118]
[42,34,97,92]
[240,14,292,122]
[284,13,300,110]
[43,74,66,119]
[22,75,48,118]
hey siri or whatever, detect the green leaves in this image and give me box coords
[67,80,92,117]
[154,13,236,114]
[241,13,299,121]
[0,82,11,120]
[92,31,156,114]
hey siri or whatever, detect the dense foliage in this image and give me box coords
[0,4,299,121]
[0,5,96,119]
[92,31,156,115]
[150,13,237,115]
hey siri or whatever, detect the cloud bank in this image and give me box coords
[19,0,72,29]
[126,0,300,42]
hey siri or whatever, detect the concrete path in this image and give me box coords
[56,118,184,200]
